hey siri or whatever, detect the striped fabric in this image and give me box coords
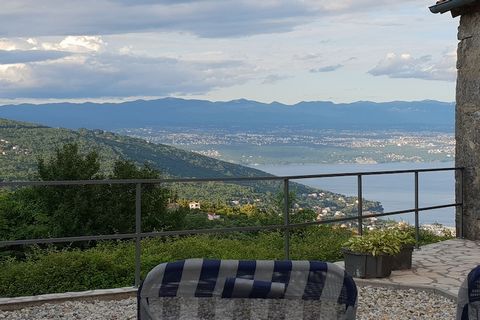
[138,259,358,320]
[457,265,480,320]
[222,278,285,298]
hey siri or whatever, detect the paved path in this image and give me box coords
[339,238,480,299]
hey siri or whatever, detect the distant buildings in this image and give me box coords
[167,203,179,211]
[189,201,201,210]
[207,213,221,221]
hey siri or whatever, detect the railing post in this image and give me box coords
[357,175,363,235]
[414,172,420,249]
[283,178,290,260]
[135,183,142,287]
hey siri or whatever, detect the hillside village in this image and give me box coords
[180,188,384,231]
[0,139,30,156]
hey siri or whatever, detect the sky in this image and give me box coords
[0,0,460,105]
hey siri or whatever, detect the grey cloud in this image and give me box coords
[368,53,456,82]
[0,53,255,99]
[0,50,70,64]
[296,53,323,61]
[112,0,210,4]
[0,1,313,38]
[0,0,418,38]
[310,64,344,73]
[262,74,290,84]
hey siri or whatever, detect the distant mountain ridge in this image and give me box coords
[0,98,454,132]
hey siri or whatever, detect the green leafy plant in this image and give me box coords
[385,221,453,246]
[385,228,416,247]
[343,230,403,256]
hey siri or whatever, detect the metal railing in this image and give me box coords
[0,167,464,288]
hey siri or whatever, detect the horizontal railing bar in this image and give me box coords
[282,204,460,229]
[0,225,287,247]
[140,224,284,238]
[365,203,462,218]
[418,203,461,212]
[1,202,461,247]
[0,167,463,187]
[0,233,137,247]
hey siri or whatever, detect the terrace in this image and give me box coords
[3,1,480,319]
[0,167,475,319]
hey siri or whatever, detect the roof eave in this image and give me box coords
[429,0,477,14]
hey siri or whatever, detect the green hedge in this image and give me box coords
[0,225,451,297]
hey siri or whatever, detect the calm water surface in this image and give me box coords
[254,162,455,226]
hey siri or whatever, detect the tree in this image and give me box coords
[104,160,179,233]
[290,209,317,225]
[275,189,297,213]
[37,143,101,181]
[34,144,105,237]
[1,143,179,241]
[239,203,258,217]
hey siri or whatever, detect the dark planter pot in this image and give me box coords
[392,246,414,270]
[343,249,393,279]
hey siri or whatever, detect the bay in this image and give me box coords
[254,162,456,226]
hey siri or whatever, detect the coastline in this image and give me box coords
[254,161,456,227]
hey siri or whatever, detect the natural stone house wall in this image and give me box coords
[456,5,480,240]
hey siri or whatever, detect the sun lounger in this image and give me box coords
[138,259,358,320]
[457,265,480,320]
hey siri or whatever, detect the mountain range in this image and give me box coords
[0,98,455,132]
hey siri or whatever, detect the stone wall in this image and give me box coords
[456,7,480,240]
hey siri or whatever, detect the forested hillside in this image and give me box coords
[0,118,273,181]
[0,118,318,206]
[0,118,382,219]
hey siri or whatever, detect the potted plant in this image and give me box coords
[342,230,402,278]
[386,228,415,270]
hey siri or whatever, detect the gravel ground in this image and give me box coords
[0,299,137,320]
[356,286,456,320]
[0,286,456,319]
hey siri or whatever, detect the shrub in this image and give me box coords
[290,225,353,261]
[0,244,134,297]
[0,224,452,297]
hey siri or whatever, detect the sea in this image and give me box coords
[254,162,456,227]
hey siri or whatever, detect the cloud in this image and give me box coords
[0,64,32,87]
[0,0,418,38]
[296,53,323,61]
[262,74,290,84]
[0,49,256,99]
[310,64,344,73]
[41,36,105,53]
[368,51,456,82]
[0,50,70,64]
[0,38,41,51]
